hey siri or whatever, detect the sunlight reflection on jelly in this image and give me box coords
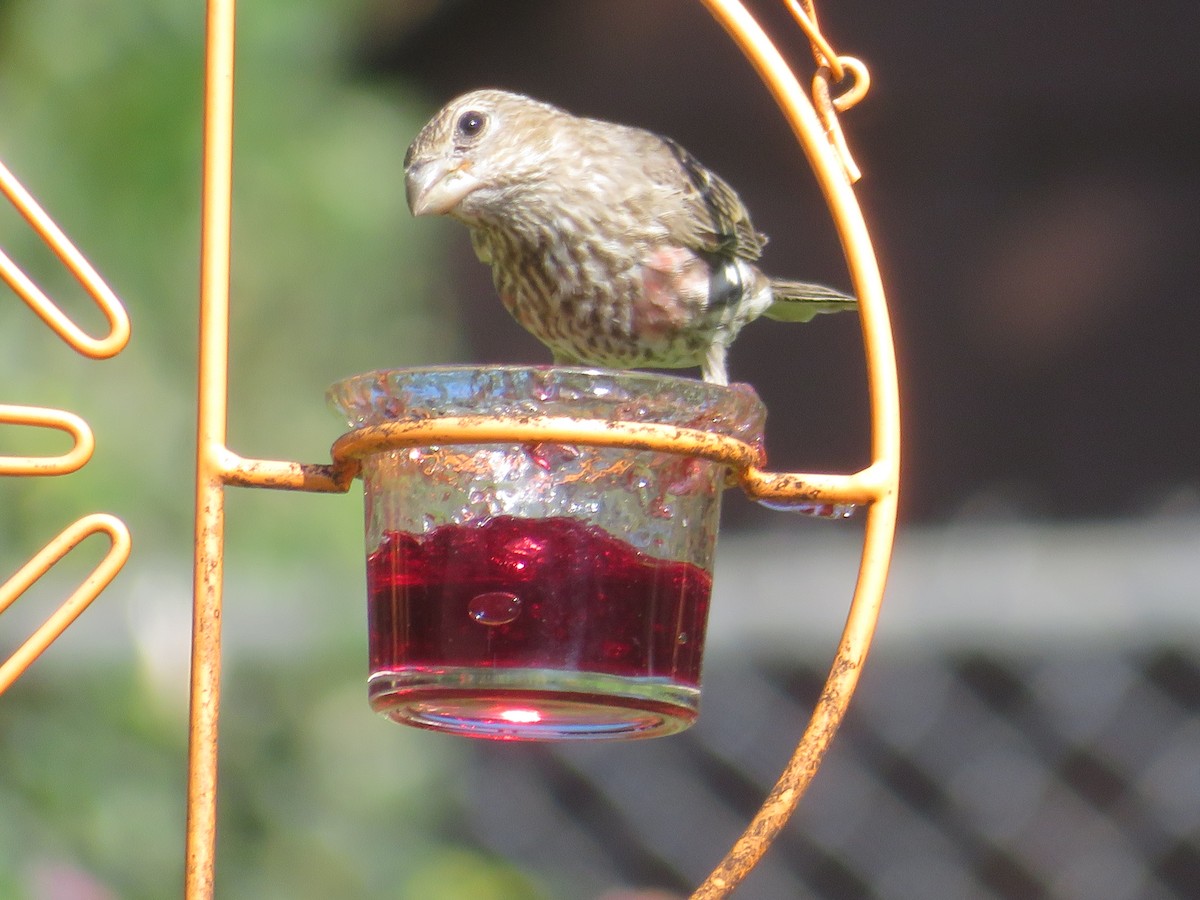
[499,708,542,724]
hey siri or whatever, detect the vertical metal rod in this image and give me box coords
[185,0,236,897]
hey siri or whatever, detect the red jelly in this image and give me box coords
[364,516,714,739]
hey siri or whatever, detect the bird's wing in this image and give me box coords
[654,136,768,261]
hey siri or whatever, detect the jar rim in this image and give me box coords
[327,366,766,442]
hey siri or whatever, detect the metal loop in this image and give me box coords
[0,405,95,476]
[0,514,132,696]
[0,158,131,360]
[823,55,870,112]
[320,417,890,507]
[329,416,765,470]
[813,63,864,183]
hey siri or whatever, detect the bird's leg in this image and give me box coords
[701,343,729,385]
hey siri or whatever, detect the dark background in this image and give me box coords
[352,0,1200,524]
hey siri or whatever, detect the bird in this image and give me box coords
[403,88,855,385]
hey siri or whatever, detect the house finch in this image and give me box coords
[404,89,855,385]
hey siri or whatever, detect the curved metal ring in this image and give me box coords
[329,416,766,470]
[693,2,901,897]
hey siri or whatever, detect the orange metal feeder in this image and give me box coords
[1,1,899,897]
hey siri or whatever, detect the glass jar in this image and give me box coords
[328,366,765,741]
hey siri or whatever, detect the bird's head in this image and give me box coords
[403,89,566,220]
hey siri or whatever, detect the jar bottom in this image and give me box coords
[368,667,699,741]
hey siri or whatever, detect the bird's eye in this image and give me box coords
[455,110,488,141]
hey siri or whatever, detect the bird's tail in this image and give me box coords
[765,279,857,322]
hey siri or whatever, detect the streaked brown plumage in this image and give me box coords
[404,88,855,384]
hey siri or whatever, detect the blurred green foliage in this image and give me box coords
[0,652,545,899]
[0,0,462,564]
[0,0,547,896]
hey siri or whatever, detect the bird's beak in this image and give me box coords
[404,157,482,217]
